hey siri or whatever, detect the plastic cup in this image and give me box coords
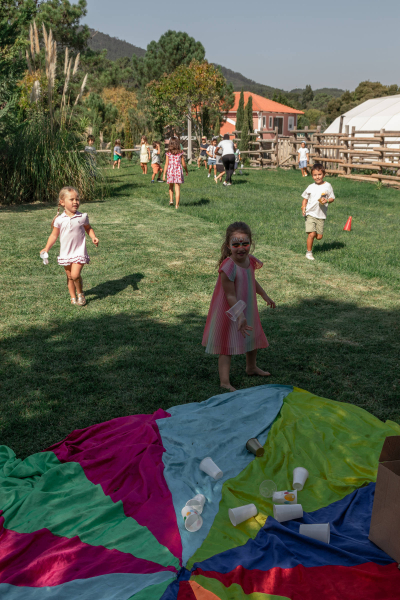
[293,467,309,491]
[246,438,264,457]
[259,480,277,498]
[229,503,257,527]
[40,251,49,265]
[199,457,223,480]
[226,300,247,322]
[273,503,303,522]
[186,494,206,515]
[299,523,330,544]
[272,490,297,504]
[181,506,203,532]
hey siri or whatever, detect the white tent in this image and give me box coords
[325,95,400,134]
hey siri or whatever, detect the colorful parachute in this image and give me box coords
[1,385,399,599]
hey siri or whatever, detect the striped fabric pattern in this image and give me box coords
[202,255,268,355]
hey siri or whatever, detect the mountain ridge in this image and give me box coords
[86,30,344,99]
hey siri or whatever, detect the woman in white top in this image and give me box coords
[298,141,310,177]
[216,134,235,185]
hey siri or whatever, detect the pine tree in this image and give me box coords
[236,89,245,135]
[124,115,133,160]
[246,96,253,133]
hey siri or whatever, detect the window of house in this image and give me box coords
[268,116,273,129]
[262,116,266,128]
[288,116,295,130]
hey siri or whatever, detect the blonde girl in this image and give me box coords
[163,138,188,209]
[202,221,276,391]
[140,136,150,174]
[40,187,99,306]
[113,139,122,169]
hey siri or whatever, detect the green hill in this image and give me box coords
[87,29,145,60]
[85,30,344,100]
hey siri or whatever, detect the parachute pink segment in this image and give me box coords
[0,513,176,587]
[45,409,182,562]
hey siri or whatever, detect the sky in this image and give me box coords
[80,0,400,92]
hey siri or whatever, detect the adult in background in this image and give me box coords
[298,141,309,177]
[216,134,235,186]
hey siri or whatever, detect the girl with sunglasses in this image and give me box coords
[202,221,276,391]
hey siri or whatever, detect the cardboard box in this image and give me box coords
[369,436,400,563]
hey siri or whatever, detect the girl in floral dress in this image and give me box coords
[163,138,188,209]
[202,221,276,391]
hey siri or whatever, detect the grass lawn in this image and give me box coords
[1,163,399,458]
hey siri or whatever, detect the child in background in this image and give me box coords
[207,138,217,178]
[234,142,242,175]
[151,141,163,183]
[113,139,122,169]
[214,149,225,184]
[198,136,208,169]
[84,135,97,176]
[163,138,188,209]
[140,136,151,174]
[298,141,309,177]
[202,221,276,391]
[39,187,99,306]
[301,163,335,261]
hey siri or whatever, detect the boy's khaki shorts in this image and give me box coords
[305,215,325,235]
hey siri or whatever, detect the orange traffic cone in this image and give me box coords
[343,216,352,231]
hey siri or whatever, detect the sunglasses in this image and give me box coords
[231,241,250,248]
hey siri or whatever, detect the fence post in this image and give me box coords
[274,127,279,167]
[344,125,350,175]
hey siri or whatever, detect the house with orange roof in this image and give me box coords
[221,91,304,139]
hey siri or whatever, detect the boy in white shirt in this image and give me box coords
[298,141,309,177]
[206,139,217,178]
[301,163,335,261]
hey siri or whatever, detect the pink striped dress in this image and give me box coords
[202,255,269,355]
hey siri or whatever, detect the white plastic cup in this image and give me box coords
[273,503,303,523]
[199,457,223,480]
[186,494,206,514]
[299,523,330,544]
[40,251,49,265]
[229,503,257,527]
[181,506,203,532]
[293,467,309,491]
[272,490,297,505]
[259,480,277,498]
[226,300,247,322]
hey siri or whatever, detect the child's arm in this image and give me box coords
[40,227,60,254]
[84,224,99,246]
[221,272,253,338]
[301,196,308,216]
[181,154,189,176]
[163,154,169,180]
[255,280,276,308]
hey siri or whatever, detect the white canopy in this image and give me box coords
[326,95,400,134]
[325,95,400,155]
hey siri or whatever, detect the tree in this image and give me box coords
[213,114,220,138]
[146,59,233,144]
[132,30,205,88]
[245,95,253,133]
[239,120,249,154]
[124,116,133,159]
[302,84,314,107]
[236,89,245,134]
[35,0,90,52]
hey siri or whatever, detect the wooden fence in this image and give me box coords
[232,128,279,169]
[286,126,400,188]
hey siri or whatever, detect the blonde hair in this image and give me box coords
[51,186,79,228]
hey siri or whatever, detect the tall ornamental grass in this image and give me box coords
[0,114,106,204]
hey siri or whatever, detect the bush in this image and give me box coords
[0,114,107,205]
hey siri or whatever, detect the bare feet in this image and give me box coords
[220,383,237,392]
[246,366,271,377]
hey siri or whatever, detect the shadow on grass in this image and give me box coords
[186,198,210,207]
[314,241,346,253]
[85,273,145,302]
[1,297,398,457]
